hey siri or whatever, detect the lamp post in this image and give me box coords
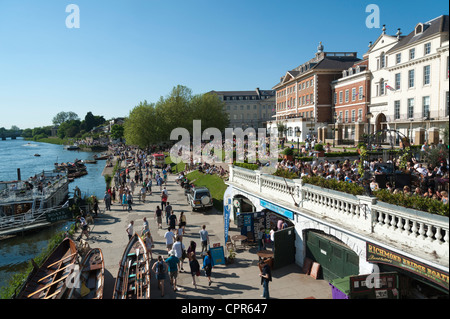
[366,112,373,150]
[332,114,337,148]
[295,127,301,160]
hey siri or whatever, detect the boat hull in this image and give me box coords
[113,233,150,299]
[14,238,78,299]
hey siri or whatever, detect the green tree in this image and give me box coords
[190,92,229,132]
[111,124,124,140]
[124,101,161,148]
[52,111,80,126]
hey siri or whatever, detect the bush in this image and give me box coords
[283,148,294,156]
[314,144,324,151]
[373,189,449,216]
[325,151,359,157]
[233,162,259,170]
[302,176,365,196]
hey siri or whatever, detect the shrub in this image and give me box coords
[302,176,365,196]
[283,148,294,156]
[373,189,449,216]
[233,162,259,170]
[314,144,324,151]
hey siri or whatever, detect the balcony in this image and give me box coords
[227,165,449,268]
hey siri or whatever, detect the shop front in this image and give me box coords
[366,242,449,299]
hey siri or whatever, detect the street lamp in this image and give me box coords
[295,127,301,160]
[366,112,373,150]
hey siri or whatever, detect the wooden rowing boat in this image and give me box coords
[113,233,150,299]
[66,248,104,299]
[14,238,78,299]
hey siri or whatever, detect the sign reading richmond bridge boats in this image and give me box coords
[366,242,449,290]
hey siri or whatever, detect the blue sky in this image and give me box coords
[0,0,448,129]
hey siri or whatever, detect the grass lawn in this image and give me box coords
[186,170,227,212]
[164,153,185,172]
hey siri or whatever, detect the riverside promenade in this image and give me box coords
[77,161,332,300]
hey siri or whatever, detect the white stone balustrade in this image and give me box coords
[228,165,449,262]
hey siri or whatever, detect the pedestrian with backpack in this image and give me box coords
[152,255,167,297]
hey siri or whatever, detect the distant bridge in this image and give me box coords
[0,132,22,140]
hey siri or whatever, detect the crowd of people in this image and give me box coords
[274,146,449,204]
[99,143,218,295]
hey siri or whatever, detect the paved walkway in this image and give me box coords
[75,170,332,299]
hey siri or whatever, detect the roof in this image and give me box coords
[387,15,449,54]
[209,89,275,96]
[273,52,361,89]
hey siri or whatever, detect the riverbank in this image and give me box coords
[71,169,333,300]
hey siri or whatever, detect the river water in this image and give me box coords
[0,138,107,294]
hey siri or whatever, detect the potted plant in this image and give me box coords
[226,248,236,264]
[282,147,294,161]
[314,143,325,157]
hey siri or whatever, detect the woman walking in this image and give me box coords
[179,211,187,235]
[144,231,154,260]
[189,252,200,289]
[202,250,213,286]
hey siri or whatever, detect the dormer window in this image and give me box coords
[348,68,353,75]
[415,24,423,34]
[342,70,347,77]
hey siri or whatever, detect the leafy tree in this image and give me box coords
[22,128,33,138]
[52,111,79,125]
[111,124,124,140]
[124,101,161,148]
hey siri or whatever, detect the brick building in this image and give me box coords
[269,43,361,142]
[330,57,371,144]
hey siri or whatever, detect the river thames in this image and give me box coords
[0,138,107,293]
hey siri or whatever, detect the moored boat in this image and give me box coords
[113,233,150,299]
[93,153,109,160]
[66,248,104,299]
[14,238,78,299]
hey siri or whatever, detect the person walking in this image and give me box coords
[161,187,168,209]
[155,206,163,229]
[172,235,186,272]
[126,220,134,241]
[259,260,272,299]
[202,250,213,286]
[103,191,111,211]
[140,185,146,203]
[258,228,266,251]
[152,256,167,297]
[165,202,172,226]
[142,217,149,235]
[92,196,99,217]
[122,191,127,211]
[165,251,180,292]
[187,240,197,257]
[179,211,186,235]
[199,225,209,254]
[189,252,200,290]
[168,211,177,230]
[164,227,176,252]
[127,191,133,211]
[144,231,154,260]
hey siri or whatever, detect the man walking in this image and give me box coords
[165,202,172,226]
[165,251,180,291]
[199,225,209,254]
[259,260,272,299]
[126,220,134,241]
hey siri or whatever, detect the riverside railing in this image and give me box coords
[228,165,449,261]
